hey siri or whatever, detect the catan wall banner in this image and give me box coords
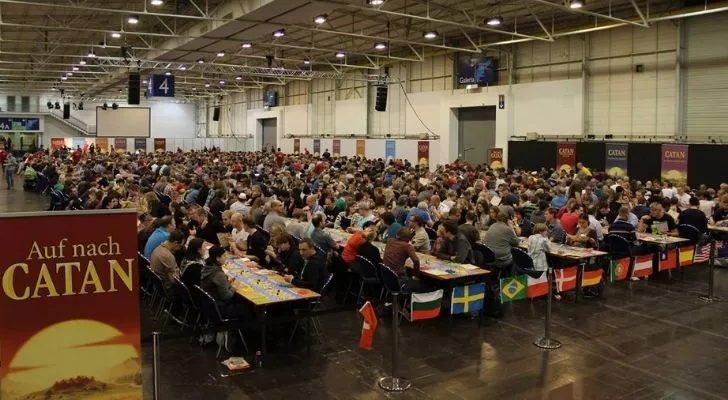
[0,210,142,400]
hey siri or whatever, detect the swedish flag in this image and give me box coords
[450,283,485,314]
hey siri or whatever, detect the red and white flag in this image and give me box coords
[555,267,577,293]
[358,301,378,350]
[632,254,653,278]
[694,244,711,264]
[527,271,549,298]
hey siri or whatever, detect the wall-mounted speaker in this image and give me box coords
[128,72,141,105]
[374,85,388,112]
[212,106,220,121]
[63,103,70,119]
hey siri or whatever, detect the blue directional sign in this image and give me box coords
[148,74,175,97]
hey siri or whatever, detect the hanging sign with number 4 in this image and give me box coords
[148,74,175,97]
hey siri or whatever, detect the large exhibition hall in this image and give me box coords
[1,0,728,399]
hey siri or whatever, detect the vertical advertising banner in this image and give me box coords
[332,139,341,156]
[605,143,629,177]
[134,138,147,152]
[489,148,503,169]
[356,140,366,157]
[50,138,65,151]
[0,210,142,400]
[293,139,300,154]
[114,138,127,152]
[313,139,321,155]
[96,138,109,153]
[385,140,396,161]
[417,141,430,169]
[153,138,166,152]
[661,144,688,185]
[556,143,576,173]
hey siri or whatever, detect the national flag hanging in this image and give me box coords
[610,257,630,282]
[527,271,549,299]
[679,245,696,267]
[554,266,577,292]
[358,301,378,350]
[632,254,653,278]
[658,248,678,271]
[410,289,444,321]
[499,275,527,303]
[694,243,711,264]
[450,283,486,314]
[581,269,603,287]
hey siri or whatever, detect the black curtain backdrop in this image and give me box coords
[688,144,728,189]
[626,143,661,183]
[576,142,606,172]
[508,141,556,171]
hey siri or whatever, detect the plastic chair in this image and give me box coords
[173,277,200,332]
[194,285,249,357]
[510,247,542,278]
[605,234,633,258]
[678,224,702,245]
[378,263,411,321]
[353,255,384,305]
[472,243,496,267]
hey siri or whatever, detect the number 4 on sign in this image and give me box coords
[159,78,169,95]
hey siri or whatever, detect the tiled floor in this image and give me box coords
[3,187,728,399]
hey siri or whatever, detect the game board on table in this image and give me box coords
[636,232,689,245]
[223,257,320,306]
[415,254,489,280]
[518,238,607,259]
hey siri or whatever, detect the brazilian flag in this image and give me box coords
[499,275,527,303]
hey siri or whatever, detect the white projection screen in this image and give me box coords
[96,106,151,138]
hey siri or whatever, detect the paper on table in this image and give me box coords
[426,269,449,276]
[459,264,479,270]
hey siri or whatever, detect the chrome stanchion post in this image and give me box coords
[699,238,721,302]
[378,292,411,392]
[152,331,161,400]
[534,268,562,350]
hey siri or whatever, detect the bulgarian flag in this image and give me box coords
[527,271,549,299]
[679,245,695,267]
[610,257,630,282]
[658,249,677,271]
[632,254,653,278]
[581,269,603,287]
[410,289,443,321]
[358,301,378,350]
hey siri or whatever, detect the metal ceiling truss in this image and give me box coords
[527,0,650,27]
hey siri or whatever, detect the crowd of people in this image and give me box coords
[8,145,728,313]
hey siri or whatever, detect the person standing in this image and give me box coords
[4,153,17,189]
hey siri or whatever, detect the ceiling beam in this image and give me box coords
[527,0,649,27]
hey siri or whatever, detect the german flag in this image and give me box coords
[581,269,603,287]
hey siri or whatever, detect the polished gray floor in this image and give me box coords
[3,188,728,399]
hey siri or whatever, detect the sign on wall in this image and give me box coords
[605,143,629,177]
[147,74,175,97]
[455,53,497,87]
[134,138,146,152]
[385,140,396,161]
[661,144,688,185]
[0,210,142,400]
[332,140,341,156]
[293,139,300,154]
[50,138,65,150]
[96,138,108,153]
[153,138,166,152]
[556,143,576,173]
[418,141,430,169]
[489,148,503,169]
[313,139,321,155]
[114,138,127,152]
[356,140,366,157]
[0,118,40,131]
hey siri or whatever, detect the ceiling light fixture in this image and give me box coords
[192,87,197,91]
[111,32,122,38]
[88,50,96,58]
[204,82,210,88]
[165,70,172,76]
[219,80,225,85]
[241,42,252,48]
[486,16,503,26]
[128,15,139,24]
[72,66,79,71]
[66,72,73,76]
[367,0,385,5]
[61,76,68,81]
[79,59,87,65]
[569,0,584,8]
[273,29,285,38]
[179,65,187,70]
[196,58,204,64]
[150,0,164,5]
[217,51,225,57]
[303,58,311,65]
[423,31,438,39]
[314,14,328,24]
[235,75,242,80]
[335,51,345,58]
[374,42,387,50]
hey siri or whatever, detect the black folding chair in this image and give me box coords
[379,263,411,321]
[289,272,335,343]
[510,247,542,278]
[472,242,496,268]
[425,227,437,241]
[194,285,249,357]
[350,255,384,306]
[678,224,703,245]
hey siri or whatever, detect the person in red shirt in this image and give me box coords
[275,148,284,167]
[72,148,82,164]
[559,203,583,235]
[341,222,376,264]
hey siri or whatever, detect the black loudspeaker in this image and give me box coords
[212,106,220,121]
[374,85,387,112]
[128,72,141,105]
[63,103,70,119]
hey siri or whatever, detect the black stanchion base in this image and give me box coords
[534,337,562,350]
[698,295,721,303]
[378,376,412,392]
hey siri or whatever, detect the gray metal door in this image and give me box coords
[260,118,277,151]
[457,106,496,165]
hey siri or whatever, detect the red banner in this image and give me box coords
[0,211,141,400]
[489,148,503,169]
[332,139,341,156]
[96,138,108,153]
[356,140,365,157]
[293,139,300,154]
[153,138,166,152]
[418,141,430,169]
[114,138,127,152]
[50,138,65,151]
[556,143,576,173]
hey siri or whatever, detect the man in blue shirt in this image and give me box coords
[143,216,176,259]
[404,202,432,226]
[550,187,568,209]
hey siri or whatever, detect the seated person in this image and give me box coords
[341,221,376,265]
[267,231,305,274]
[284,239,327,291]
[458,211,481,246]
[610,206,637,241]
[180,238,205,289]
[678,196,708,234]
[437,220,475,264]
[143,215,175,259]
[483,212,519,267]
[638,202,677,236]
[379,211,402,243]
[242,215,270,266]
[310,214,339,254]
[190,207,226,245]
[200,246,248,318]
[567,215,598,249]
[150,229,185,290]
[355,227,383,272]
[382,227,430,293]
[409,215,431,253]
